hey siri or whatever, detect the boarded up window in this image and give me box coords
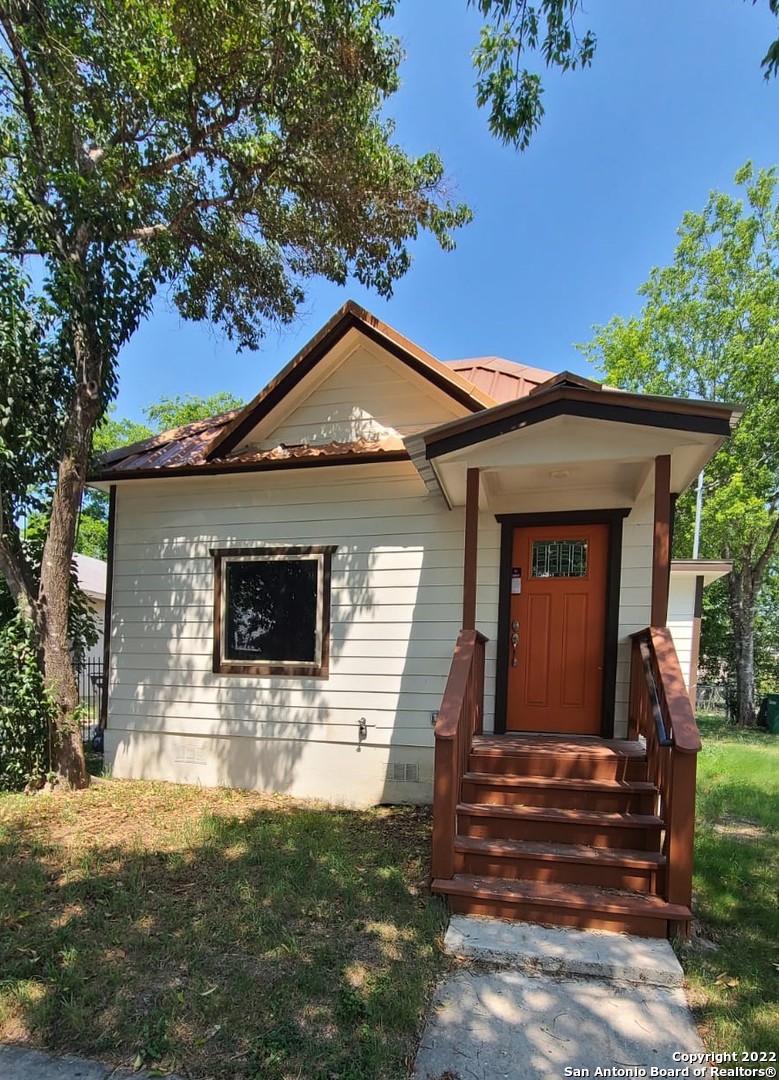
[225,559,318,663]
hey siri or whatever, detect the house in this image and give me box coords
[74,553,107,669]
[92,302,741,937]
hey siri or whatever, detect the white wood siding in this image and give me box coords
[614,496,654,736]
[667,576,696,689]
[106,471,659,796]
[106,464,500,804]
[236,343,462,452]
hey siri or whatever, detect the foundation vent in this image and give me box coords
[387,762,420,783]
[172,741,208,766]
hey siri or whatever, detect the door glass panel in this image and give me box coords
[531,539,588,578]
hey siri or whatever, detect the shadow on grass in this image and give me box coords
[0,790,448,1079]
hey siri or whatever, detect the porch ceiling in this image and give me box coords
[409,413,729,511]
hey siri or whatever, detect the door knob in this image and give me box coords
[511,631,519,667]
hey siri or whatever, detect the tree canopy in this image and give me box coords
[0,0,470,786]
[583,162,779,724]
[469,1,779,149]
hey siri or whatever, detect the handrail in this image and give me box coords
[649,626,701,753]
[628,626,701,934]
[431,629,487,881]
[638,639,674,748]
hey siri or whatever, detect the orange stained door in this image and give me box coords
[506,523,608,735]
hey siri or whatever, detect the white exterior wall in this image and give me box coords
[613,495,654,737]
[105,460,657,798]
[237,343,462,452]
[106,463,501,805]
[667,576,697,690]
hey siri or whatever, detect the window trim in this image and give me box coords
[211,545,337,677]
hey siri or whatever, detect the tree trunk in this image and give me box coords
[38,320,105,789]
[729,567,756,727]
[39,452,89,786]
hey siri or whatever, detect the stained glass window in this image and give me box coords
[531,539,588,578]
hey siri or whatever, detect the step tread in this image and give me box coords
[458,802,664,827]
[463,772,657,793]
[454,835,667,867]
[432,874,690,919]
[471,736,646,759]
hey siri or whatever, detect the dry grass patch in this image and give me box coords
[0,779,448,1079]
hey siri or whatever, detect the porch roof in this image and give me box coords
[670,560,732,587]
[406,376,743,510]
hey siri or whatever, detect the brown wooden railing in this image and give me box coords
[629,626,701,934]
[431,629,487,881]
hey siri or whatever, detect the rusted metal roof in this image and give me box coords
[96,410,242,477]
[444,358,557,403]
[91,315,566,482]
[93,419,408,480]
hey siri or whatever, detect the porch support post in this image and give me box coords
[462,468,480,631]
[688,574,705,707]
[651,454,672,627]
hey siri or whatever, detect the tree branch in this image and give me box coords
[125,187,243,243]
[0,246,43,256]
[0,9,46,166]
[0,487,38,623]
[751,511,779,589]
[130,100,246,185]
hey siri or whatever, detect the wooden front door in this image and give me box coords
[506,523,608,735]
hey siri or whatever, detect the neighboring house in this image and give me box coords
[91,303,741,936]
[668,559,731,706]
[74,553,107,668]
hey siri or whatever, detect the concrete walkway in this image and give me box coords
[0,1044,185,1080]
[1,919,705,1080]
[413,917,706,1080]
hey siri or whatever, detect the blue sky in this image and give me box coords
[114,0,779,422]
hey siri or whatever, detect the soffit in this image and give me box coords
[670,560,732,586]
[426,414,729,508]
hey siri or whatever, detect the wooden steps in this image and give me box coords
[454,836,666,892]
[432,874,690,937]
[458,802,664,848]
[432,734,689,938]
[461,772,658,813]
[469,735,648,781]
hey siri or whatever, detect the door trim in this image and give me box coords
[494,509,629,737]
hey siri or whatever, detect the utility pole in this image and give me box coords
[692,471,704,559]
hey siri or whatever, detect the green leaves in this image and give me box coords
[0,615,54,791]
[0,1,471,760]
[583,162,779,721]
[470,0,596,148]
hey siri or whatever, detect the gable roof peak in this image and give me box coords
[203,300,496,461]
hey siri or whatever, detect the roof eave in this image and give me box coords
[88,449,411,484]
[421,385,742,460]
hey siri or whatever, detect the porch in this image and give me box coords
[414,376,737,937]
[430,628,700,937]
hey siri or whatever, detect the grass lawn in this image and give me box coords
[683,714,779,1055]
[0,780,448,1079]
